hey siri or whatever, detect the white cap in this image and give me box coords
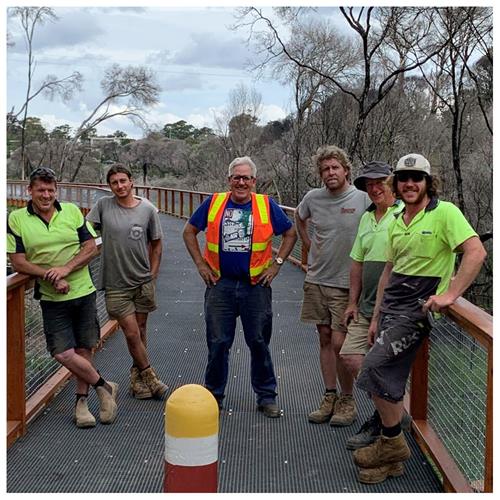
[395,154,431,175]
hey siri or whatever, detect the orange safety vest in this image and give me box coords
[204,192,274,285]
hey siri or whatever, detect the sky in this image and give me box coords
[5,3,343,139]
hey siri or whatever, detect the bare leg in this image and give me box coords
[333,331,353,394]
[54,348,100,386]
[118,313,150,369]
[136,312,149,349]
[373,395,403,427]
[317,324,337,389]
[74,347,94,394]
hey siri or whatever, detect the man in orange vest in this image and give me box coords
[183,156,297,417]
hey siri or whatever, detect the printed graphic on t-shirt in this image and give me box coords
[222,208,253,252]
[129,224,144,240]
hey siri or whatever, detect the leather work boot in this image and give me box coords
[330,394,357,426]
[308,391,338,424]
[353,432,411,469]
[73,396,96,428]
[96,382,118,424]
[140,367,168,399]
[129,366,153,399]
[357,462,405,484]
[257,402,281,418]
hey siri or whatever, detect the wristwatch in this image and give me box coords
[275,256,284,265]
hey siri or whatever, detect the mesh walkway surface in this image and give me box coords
[7,213,442,493]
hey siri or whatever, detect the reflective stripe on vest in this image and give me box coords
[203,192,273,284]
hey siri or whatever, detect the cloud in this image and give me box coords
[259,104,287,125]
[146,50,172,65]
[161,73,205,92]
[8,9,105,54]
[172,33,251,69]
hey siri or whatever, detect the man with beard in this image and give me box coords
[352,153,486,484]
[296,145,370,427]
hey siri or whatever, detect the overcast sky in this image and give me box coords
[6,3,330,139]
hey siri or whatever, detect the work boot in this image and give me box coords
[346,411,381,449]
[73,396,96,428]
[308,391,338,423]
[257,402,281,418]
[140,367,168,399]
[96,382,118,424]
[129,366,153,399]
[357,462,405,484]
[353,432,411,468]
[330,394,357,426]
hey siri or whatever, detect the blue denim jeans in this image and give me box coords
[204,278,277,405]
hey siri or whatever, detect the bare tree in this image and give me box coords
[59,64,161,178]
[234,7,465,162]
[8,7,82,179]
[418,7,492,213]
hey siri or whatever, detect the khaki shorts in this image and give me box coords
[105,280,157,320]
[340,312,371,355]
[300,282,348,333]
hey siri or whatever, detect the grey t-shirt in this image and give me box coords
[297,185,370,288]
[87,196,163,290]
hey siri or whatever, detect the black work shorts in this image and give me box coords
[356,313,430,403]
[40,291,100,356]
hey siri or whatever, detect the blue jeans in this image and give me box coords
[204,278,277,405]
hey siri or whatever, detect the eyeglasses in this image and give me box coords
[396,171,427,183]
[230,175,255,183]
[30,167,56,180]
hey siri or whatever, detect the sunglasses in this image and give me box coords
[396,171,427,183]
[30,167,56,179]
[230,175,254,183]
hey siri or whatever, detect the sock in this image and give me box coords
[382,422,401,438]
[93,376,105,389]
[75,393,88,403]
[139,365,151,373]
[325,388,337,394]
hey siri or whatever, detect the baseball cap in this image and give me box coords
[394,154,431,175]
[353,161,392,192]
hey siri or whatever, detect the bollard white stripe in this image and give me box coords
[165,434,218,466]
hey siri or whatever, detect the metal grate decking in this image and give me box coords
[7,213,442,493]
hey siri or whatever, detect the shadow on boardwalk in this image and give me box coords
[7,214,442,493]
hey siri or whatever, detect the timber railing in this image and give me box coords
[6,181,492,492]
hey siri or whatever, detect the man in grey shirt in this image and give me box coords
[296,145,370,427]
[87,164,167,400]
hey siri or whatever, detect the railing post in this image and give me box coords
[180,192,184,218]
[410,337,429,420]
[7,283,27,445]
[171,190,175,216]
[189,193,193,217]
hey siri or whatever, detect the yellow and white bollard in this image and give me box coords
[164,384,219,492]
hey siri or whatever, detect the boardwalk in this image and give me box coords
[7,213,442,493]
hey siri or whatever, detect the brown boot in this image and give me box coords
[358,462,405,484]
[140,367,168,399]
[96,382,118,424]
[129,366,153,399]
[73,396,96,428]
[353,432,411,468]
[330,394,357,426]
[308,391,338,423]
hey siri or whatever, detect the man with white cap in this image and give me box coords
[352,153,486,484]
